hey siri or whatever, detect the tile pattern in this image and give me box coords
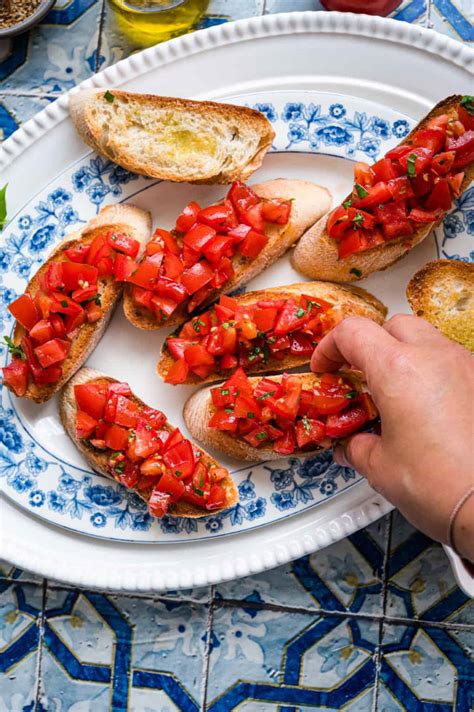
[0,1,472,710]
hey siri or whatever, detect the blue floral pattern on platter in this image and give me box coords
[1,91,472,543]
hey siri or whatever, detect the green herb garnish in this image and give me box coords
[355,183,369,199]
[224,408,234,414]
[345,390,358,399]
[308,301,321,311]
[302,416,311,433]
[104,90,115,103]
[193,319,205,332]
[407,153,417,178]
[460,95,474,115]
[115,462,125,474]
[193,487,204,497]
[221,388,230,395]
[350,268,362,278]
[343,199,352,209]
[247,412,254,419]
[256,432,268,441]
[0,184,7,231]
[110,451,122,459]
[296,308,306,318]
[61,299,69,308]
[256,391,275,400]
[353,212,364,227]
[3,336,26,362]
[84,294,101,305]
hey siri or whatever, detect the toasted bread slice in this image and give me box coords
[69,89,275,184]
[123,179,332,331]
[407,259,474,351]
[60,368,239,518]
[157,281,387,385]
[9,205,152,403]
[292,95,474,282]
[183,371,368,462]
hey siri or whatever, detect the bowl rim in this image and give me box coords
[0,0,55,39]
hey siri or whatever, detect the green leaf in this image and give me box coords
[355,183,369,199]
[407,153,417,178]
[0,184,7,232]
[343,199,352,209]
[461,95,474,115]
[104,90,115,103]
[3,336,26,362]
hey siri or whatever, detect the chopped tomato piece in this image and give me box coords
[425,178,452,211]
[458,101,474,131]
[176,201,201,233]
[261,199,291,224]
[71,284,98,303]
[198,201,238,231]
[133,420,162,459]
[76,410,98,439]
[74,383,107,420]
[227,180,260,214]
[130,286,154,311]
[353,161,375,188]
[448,172,465,196]
[155,472,186,502]
[409,207,443,223]
[155,277,187,304]
[371,158,398,183]
[240,202,265,232]
[29,318,54,344]
[253,306,278,333]
[181,261,214,294]
[2,358,28,397]
[274,300,309,334]
[183,223,216,253]
[163,252,184,280]
[165,358,189,386]
[106,231,140,258]
[209,409,238,432]
[273,428,296,456]
[85,301,102,323]
[239,229,268,259]
[431,151,455,176]
[325,406,369,438]
[184,344,214,369]
[387,176,414,201]
[202,235,234,265]
[352,181,392,208]
[34,338,70,368]
[61,262,98,292]
[398,147,433,175]
[114,395,140,428]
[64,245,90,263]
[114,254,137,281]
[162,439,195,478]
[8,294,39,331]
[411,128,445,154]
[295,418,326,449]
[148,489,172,518]
[126,256,162,289]
[206,484,226,511]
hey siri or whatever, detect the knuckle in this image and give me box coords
[385,313,412,330]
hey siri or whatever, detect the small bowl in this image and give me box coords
[0,0,55,39]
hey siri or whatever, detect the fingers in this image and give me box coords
[383,314,442,344]
[334,433,391,499]
[311,317,397,375]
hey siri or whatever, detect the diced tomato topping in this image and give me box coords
[34,338,70,368]
[228,181,260,213]
[29,318,54,345]
[8,294,39,331]
[181,261,214,294]
[148,489,172,518]
[64,245,90,263]
[197,201,238,231]
[2,358,28,397]
[74,383,107,420]
[76,411,98,439]
[176,201,201,233]
[325,406,369,438]
[114,254,137,281]
[261,199,292,224]
[162,439,195,478]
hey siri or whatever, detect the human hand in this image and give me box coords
[311,315,474,562]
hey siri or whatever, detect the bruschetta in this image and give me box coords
[184,369,378,462]
[122,179,332,331]
[60,368,238,519]
[2,205,152,403]
[69,89,275,184]
[158,281,387,385]
[292,95,474,282]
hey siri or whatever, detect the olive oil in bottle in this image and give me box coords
[107,0,209,47]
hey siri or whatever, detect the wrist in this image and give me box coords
[451,487,474,563]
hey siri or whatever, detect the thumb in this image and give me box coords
[334,433,386,495]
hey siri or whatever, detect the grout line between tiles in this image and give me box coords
[33,578,47,711]
[371,512,394,712]
[201,585,216,712]
[95,0,107,74]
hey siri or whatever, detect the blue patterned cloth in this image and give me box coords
[0,1,473,710]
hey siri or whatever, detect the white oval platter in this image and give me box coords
[0,11,472,591]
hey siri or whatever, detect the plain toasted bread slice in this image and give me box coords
[9,205,152,403]
[183,371,367,462]
[157,281,387,385]
[123,178,332,331]
[60,368,238,518]
[69,89,275,184]
[292,95,474,283]
[407,259,474,351]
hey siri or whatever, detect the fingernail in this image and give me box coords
[333,445,351,468]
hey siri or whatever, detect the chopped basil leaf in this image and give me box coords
[175,470,182,477]
[343,199,352,209]
[61,299,69,307]
[355,183,369,198]
[247,412,254,419]
[256,391,275,400]
[267,336,276,344]
[198,473,204,488]
[84,294,101,305]
[350,268,362,278]
[221,388,230,395]
[257,331,265,338]
[302,415,311,432]
[193,487,204,496]
[460,95,474,115]
[3,336,26,362]
[110,451,122,459]
[262,343,270,363]
[0,184,7,231]
[224,408,234,414]
[104,90,115,103]
[222,322,231,330]
[115,463,125,474]
[256,432,268,441]
[407,153,417,178]
[145,424,152,430]
[353,212,364,227]
[296,307,306,318]
[345,390,358,399]
[308,301,321,311]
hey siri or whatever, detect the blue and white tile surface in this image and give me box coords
[0,1,473,709]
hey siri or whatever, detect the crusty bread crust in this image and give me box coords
[69,89,275,184]
[157,281,387,385]
[292,95,474,283]
[8,205,152,403]
[183,371,367,462]
[60,367,239,518]
[406,259,474,351]
[123,178,332,331]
